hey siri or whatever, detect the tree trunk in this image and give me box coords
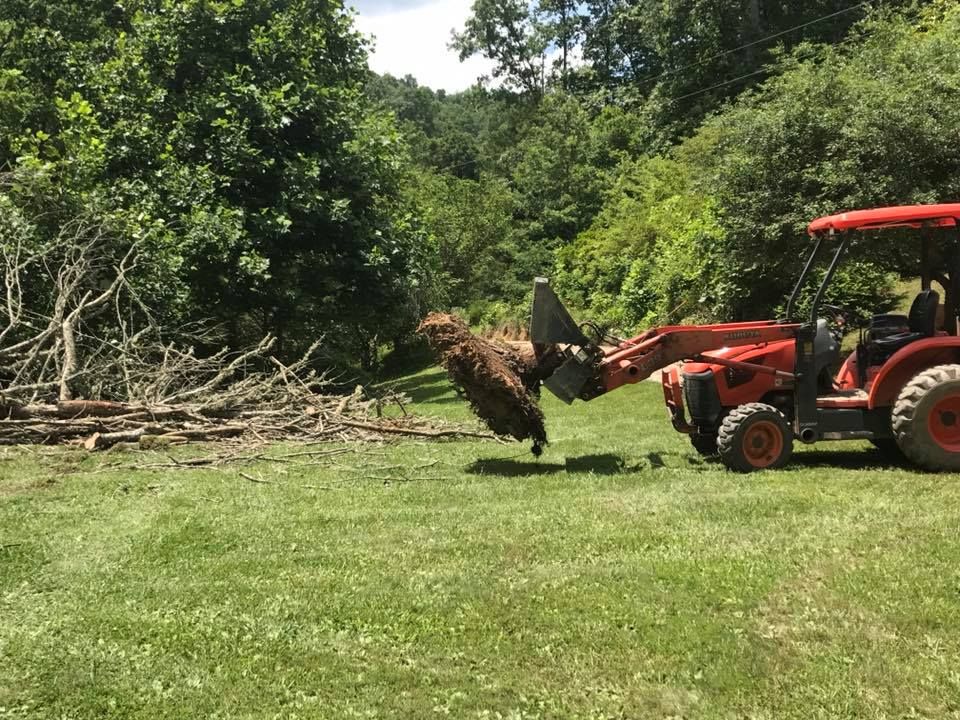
[59,317,77,401]
[561,3,568,87]
[743,0,762,66]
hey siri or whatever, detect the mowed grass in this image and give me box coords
[2,368,960,719]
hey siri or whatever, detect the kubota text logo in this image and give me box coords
[723,330,762,341]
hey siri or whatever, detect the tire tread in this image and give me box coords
[892,363,960,471]
[717,402,792,472]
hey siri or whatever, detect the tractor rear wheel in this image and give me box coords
[718,403,793,472]
[891,364,960,471]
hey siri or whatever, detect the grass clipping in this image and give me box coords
[418,313,547,448]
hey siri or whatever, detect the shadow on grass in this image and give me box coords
[382,372,461,405]
[401,385,464,405]
[791,448,909,470]
[467,453,632,477]
[646,452,667,469]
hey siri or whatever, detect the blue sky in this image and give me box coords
[349,0,496,91]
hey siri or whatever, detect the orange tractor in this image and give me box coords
[531,203,960,471]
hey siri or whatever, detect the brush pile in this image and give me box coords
[0,218,489,450]
[0,337,490,450]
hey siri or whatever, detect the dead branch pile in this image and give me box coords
[0,216,489,450]
[0,339,492,450]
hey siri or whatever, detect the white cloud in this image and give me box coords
[353,0,498,93]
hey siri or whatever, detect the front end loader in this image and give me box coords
[525,203,960,472]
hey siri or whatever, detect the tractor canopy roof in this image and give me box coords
[808,203,960,236]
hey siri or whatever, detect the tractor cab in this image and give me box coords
[800,204,960,399]
[678,203,960,471]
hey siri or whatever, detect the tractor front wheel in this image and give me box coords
[718,403,793,472]
[892,364,960,471]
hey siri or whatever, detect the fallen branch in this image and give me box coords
[337,419,495,440]
[239,471,271,484]
[0,355,491,451]
[0,215,495,454]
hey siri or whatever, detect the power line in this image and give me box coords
[431,2,876,173]
[435,155,493,175]
[636,1,872,89]
[668,67,769,104]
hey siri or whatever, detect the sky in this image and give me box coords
[350,0,497,93]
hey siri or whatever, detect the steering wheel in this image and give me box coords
[820,304,862,336]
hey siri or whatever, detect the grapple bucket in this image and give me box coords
[529,278,602,405]
[530,277,590,346]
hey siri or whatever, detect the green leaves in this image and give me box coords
[557,6,960,329]
[452,0,547,94]
[696,5,960,317]
[0,0,431,366]
[553,154,723,331]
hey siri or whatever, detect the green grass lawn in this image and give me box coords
[2,368,960,719]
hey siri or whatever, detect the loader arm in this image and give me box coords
[530,278,800,404]
[600,322,800,394]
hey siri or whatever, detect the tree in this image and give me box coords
[699,3,960,318]
[553,153,725,330]
[574,0,922,136]
[452,0,546,95]
[367,74,531,181]
[538,0,582,88]
[405,170,519,309]
[504,92,609,296]
[0,0,432,365]
[558,4,960,327]
[580,0,626,93]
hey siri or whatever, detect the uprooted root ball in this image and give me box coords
[418,313,547,446]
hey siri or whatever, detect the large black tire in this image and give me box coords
[690,433,718,456]
[891,364,960,471]
[718,403,793,473]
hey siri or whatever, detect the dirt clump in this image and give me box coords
[418,313,548,447]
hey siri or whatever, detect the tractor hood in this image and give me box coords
[683,338,796,376]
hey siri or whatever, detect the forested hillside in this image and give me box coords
[1,0,958,376]
[381,0,960,333]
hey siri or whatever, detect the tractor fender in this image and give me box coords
[868,337,960,409]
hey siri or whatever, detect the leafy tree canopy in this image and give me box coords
[0,0,431,366]
[557,3,959,331]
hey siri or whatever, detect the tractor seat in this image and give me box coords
[872,289,940,355]
[866,313,909,342]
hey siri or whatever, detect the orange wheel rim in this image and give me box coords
[742,420,784,468]
[928,395,960,452]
